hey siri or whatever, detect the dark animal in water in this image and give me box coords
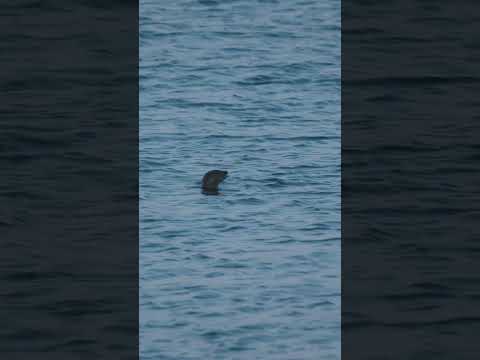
[202,170,228,194]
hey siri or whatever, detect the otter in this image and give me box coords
[202,170,228,195]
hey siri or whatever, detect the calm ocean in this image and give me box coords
[140,0,340,358]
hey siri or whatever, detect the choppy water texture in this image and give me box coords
[140,0,340,359]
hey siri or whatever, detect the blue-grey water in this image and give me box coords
[140,1,340,359]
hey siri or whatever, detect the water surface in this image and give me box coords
[140,0,340,358]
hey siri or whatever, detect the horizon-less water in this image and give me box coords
[140,0,340,359]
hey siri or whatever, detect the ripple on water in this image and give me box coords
[140,0,340,359]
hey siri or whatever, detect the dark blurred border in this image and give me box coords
[342,1,480,359]
[0,2,138,359]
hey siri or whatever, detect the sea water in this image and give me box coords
[140,0,340,358]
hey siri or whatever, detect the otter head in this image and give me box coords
[201,170,228,194]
